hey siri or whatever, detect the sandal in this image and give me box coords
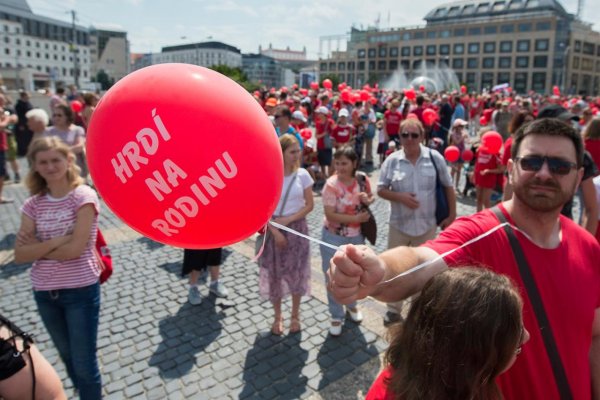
[289,317,301,334]
[271,317,283,336]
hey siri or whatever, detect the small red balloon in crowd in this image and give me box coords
[422,108,438,126]
[300,128,312,140]
[71,100,83,113]
[292,83,298,90]
[480,131,503,155]
[479,116,489,126]
[86,64,283,249]
[404,88,416,101]
[419,85,425,92]
[310,81,319,90]
[299,88,308,96]
[553,85,560,96]
[360,90,370,102]
[322,79,332,90]
[369,97,377,105]
[341,89,351,102]
[461,149,474,162]
[460,85,467,94]
[444,146,461,163]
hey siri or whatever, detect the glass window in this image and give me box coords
[497,72,510,83]
[484,25,498,34]
[390,47,398,57]
[467,58,479,68]
[533,55,547,68]
[440,44,450,55]
[426,45,436,55]
[401,60,409,70]
[518,23,532,32]
[536,21,551,31]
[329,62,336,70]
[573,57,579,69]
[338,62,346,71]
[455,72,463,82]
[358,49,366,58]
[467,72,476,86]
[389,60,398,70]
[368,49,376,58]
[414,31,424,39]
[427,31,436,39]
[574,40,581,52]
[440,30,451,38]
[454,43,464,54]
[378,60,386,70]
[532,72,546,91]
[454,28,466,37]
[402,32,411,40]
[500,24,514,33]
[516,56,529,68]
[468,27,481,35]
[369,61,376,70]
[492,1,506,11]
[463,4,475,13]
[414,46,423,56]
[514,72,528,92]
[500,41,512,53]
[583,42,595,55]
[401,46,410,56]
[499,57,511,68]
[468,43,480,54]
[481,72,494,89]
[517,40,530,52]
[379,47,387,57]
[535,39,549,51]
[348,61,355,70]
[448,6,460,16]
[358,61,365,70]
[484,42,496,53]
[483,57,495,68]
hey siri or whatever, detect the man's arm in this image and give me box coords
[328,244,447,304]
[590,308,600,400]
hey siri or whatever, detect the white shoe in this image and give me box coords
[329,320,342,336]
[209,281,229,298]
[188,286,202,305]
[347,307,363,323]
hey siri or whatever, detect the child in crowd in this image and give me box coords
[473,145,502,212]
[384,141,397,160]
[331,109,354,149]
[376,113,387,164]
[366,268,529,400]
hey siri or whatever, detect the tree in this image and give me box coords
[209,64,260,92]
[95,70,114,90]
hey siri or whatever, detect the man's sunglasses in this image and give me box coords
[400,132,420,139]
[515,156,577,176]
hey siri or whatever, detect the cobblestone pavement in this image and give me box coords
[0,157,479,399]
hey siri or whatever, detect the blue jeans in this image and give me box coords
[320,227,363,321]
[34,282,102,400]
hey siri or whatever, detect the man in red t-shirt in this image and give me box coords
[329,118,600,400]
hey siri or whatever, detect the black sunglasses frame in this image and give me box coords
[515,156,577,176]
[400,132,421,139]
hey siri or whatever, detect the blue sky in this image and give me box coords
[27,0,586,58]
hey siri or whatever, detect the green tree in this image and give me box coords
[95,70,114,90]
[209,64,260,92]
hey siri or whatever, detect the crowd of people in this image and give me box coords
[0,80,599,399]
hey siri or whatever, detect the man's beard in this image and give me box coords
[513,176,577,212]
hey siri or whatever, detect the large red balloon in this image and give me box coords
[299,128,312,140]
[461,149,474,162]
[86,64,283,248]
[481,131,503,155]
[322,79,332,90]
[444,146,460,163]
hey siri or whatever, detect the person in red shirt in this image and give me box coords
[315,106,335,177]
[331,109,354,148]
[366,268,527,400]
[330,118,600,400]
[474,147,502,211]
[383,99,403,146]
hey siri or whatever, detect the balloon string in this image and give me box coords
[251,228,268,262]
[268,221,340,251]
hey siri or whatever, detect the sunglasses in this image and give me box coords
[401,132,420,139]
[515,156,577,176]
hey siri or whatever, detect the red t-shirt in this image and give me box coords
[315,118,334,149]
[366,367,394,400]
[424,205,600,400]
[384,110,403,136]
[474,150,500,189]
[332,124,354,144]
[501,137,513,166]
[0,130,6,151]
[585,139,600,171]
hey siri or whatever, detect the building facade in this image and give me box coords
[319,0,600,95]
[242,53,281,88]
[89,28,129,84]
[0,0,92,90]
[132,41,242,71]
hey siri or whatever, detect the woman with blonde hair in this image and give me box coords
[259,134,314,335]
[14,137,102,400]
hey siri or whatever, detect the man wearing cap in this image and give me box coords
[332,109,354,148]
[264,97,278,115]
[291,110,307,131]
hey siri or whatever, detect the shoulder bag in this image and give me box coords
[356,173,377,245]
[430,149,450,226]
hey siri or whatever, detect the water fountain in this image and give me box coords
[381,61,460,92]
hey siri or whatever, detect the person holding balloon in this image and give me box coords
[14,137,103,400]
[447,119,470,192]
[259,134,314,335]
[474,131,504,212]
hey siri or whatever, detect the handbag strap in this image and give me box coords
[276,172,298,217]
[491,207,573,400]
[429,149,440,182]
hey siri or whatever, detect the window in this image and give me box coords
[454,43,464,54]
[358,61,365,70]
[500,24,514,33]
[583,42,595,55]
[414,31,424,39]
[468,43,480,54]
[4,48,9,55]
[492,1,505,11]
[454,28,466,37]
[535,39,549,51]
[440,44,450,55]
[368,61,376,70]
[389,60,398,70]
[467,72,476,86]
[414,46,423,56]
[402,32,411,40]
[497,72,510,83]
[448,6,460,16]
[574,40,581,52]
[500,41,512,53]
[426,45,436,55]
[379,47,387,57]
[483,57,495,68]
[533,55,547,68]
[484,25,498,35]
[467,58,479,68]
[514,72,528,92]
[452,58,464,69]
[516,56,529,68]
[358,49,366,58]
[329,62,336,70]
[499,57,511,68]
[440,30,451,38]
[484,42,496,53]
[401,60,409,70]
[427,31,436,39]
[378,60,386,70]
[536,21,551,31]
[517,40,530,52]
[348,61,355,70]
[532,72,546,91]
[573,57,579,69]
[412,60,422,70]
[468,27,481,35]
[390,47,398,57]
[481,72,494,89]
[518,23,532,32]
[368,49,376,58]
[338,62,345,71]
[401,46,410,57]
[455,72,463,82]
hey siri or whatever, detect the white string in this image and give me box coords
[268,221,340,251]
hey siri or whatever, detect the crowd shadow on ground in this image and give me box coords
[239,332,308,399]
[148,298,225,379]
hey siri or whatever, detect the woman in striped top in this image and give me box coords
[14,137,102,400]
